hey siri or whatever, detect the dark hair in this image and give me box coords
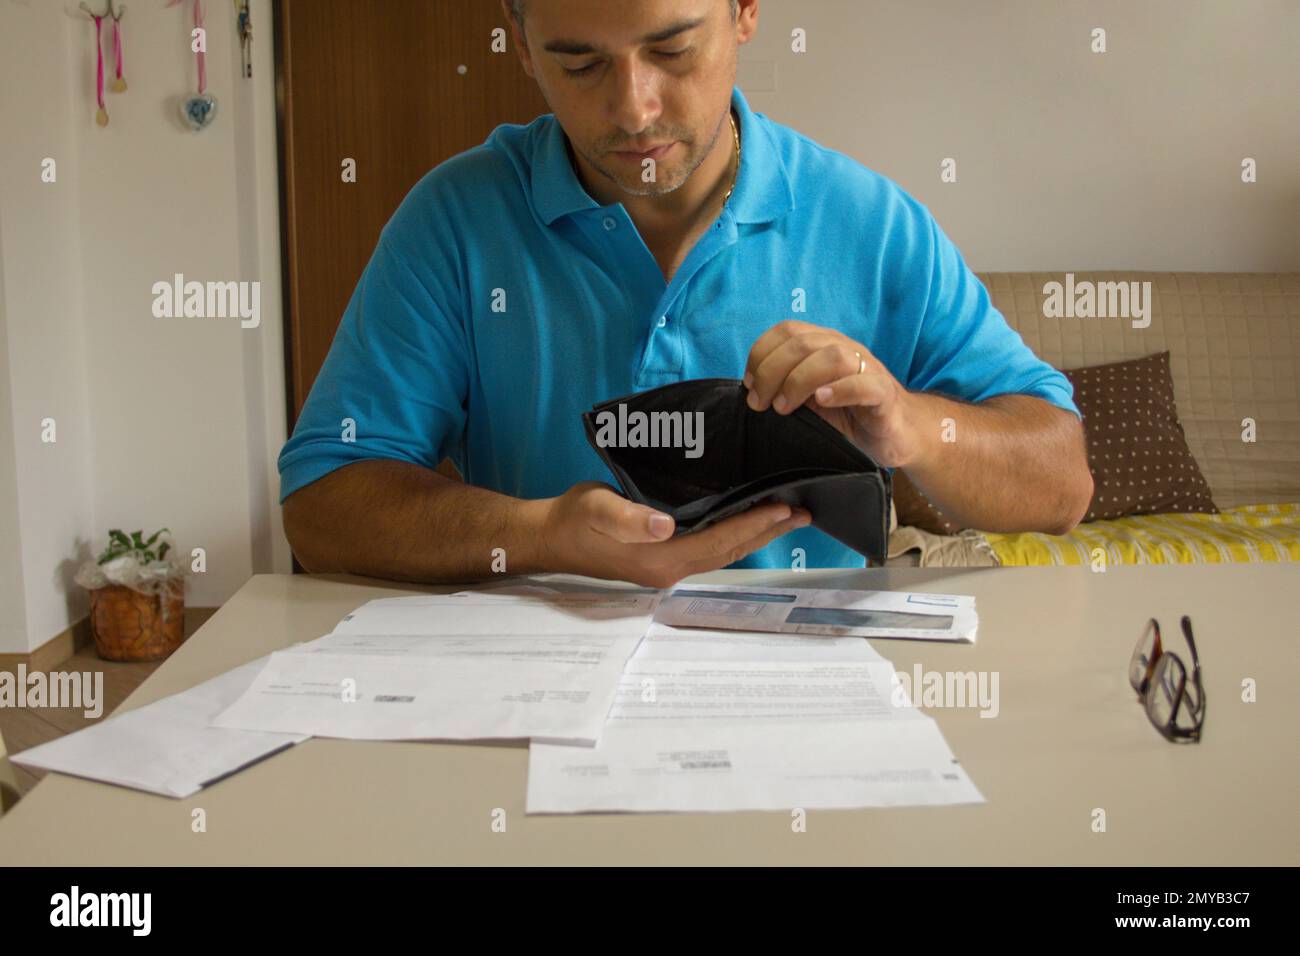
[509,0,739,27]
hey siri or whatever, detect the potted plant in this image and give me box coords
[74,528,191,661]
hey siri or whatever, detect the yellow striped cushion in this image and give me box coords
[984,503,1300,566]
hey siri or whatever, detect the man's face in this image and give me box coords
[512,0,741,198]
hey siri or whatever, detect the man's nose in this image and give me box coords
[607,58,663,138]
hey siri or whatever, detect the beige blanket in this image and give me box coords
[886,501,1001,568]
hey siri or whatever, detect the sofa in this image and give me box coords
[888,272,1300,567]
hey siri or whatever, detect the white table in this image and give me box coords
[0,564,1294,865]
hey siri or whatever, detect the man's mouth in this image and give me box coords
[614,142,677,161]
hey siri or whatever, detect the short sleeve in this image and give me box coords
[906,213,1079,417]
[277,233,470,502]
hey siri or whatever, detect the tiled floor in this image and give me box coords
[1,609,217,796]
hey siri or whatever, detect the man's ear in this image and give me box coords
[500,1,536,78]
[735,0,761,46]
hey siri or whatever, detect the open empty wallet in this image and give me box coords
[581,378,893,565]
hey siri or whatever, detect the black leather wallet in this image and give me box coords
[582,378,892,565]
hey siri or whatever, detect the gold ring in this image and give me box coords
[855,351,866,375]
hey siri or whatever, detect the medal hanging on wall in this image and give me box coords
[109,3,128,93]
[80,1,126,127]
[170,0,217,130]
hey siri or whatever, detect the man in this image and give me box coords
[281,0,1093,588]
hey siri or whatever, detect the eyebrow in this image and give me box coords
[542,16,707,55]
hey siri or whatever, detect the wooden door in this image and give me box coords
[275,0,549,468]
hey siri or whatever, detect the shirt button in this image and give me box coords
[657,315,668,328]
[602,217,617,231]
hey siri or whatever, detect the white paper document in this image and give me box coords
[634,621,885,662]
[12,659,306,799]
[653,584,978,643]
[528,716,981,813]
[213,592,658,745]
[611,660,915,722]
[527,658,985,813]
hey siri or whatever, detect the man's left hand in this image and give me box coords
[742,319,923,468]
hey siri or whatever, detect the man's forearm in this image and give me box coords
[282,459,554,584]
[900,392,1093,535]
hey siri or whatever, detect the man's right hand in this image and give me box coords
[537,481,811,589]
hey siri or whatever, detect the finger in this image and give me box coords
[747,330,840,412]
[659,500,795,564]
[680,506,813,578]
[771,343,864,414]
[586,487,676,544]
[741,319,817,390]
[813,371,897,410]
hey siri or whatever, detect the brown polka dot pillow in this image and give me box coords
[892,350,1217,534]
[1065,350,1216,520]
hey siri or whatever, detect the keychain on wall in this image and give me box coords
[234,0,252,79]
[79,2,127,126]
[168,0,218,130]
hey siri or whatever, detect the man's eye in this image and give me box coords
[563,48,690,78]
[563,62,599,77]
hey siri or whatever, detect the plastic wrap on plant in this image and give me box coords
[75,552,190,600]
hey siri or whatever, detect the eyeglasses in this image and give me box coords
[1129,616,1205,743]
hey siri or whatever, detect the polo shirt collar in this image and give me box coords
[531,120,596,224]
[726,85,797,225]
[532,85,795,227]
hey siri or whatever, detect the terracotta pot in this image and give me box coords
[89,583,185,661]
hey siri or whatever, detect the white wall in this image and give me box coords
[741,0,1299,271]
[0,0,287,654]
[0,1,97,655]
[0,211,33,653]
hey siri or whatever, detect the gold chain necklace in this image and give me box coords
[721,109,741,205]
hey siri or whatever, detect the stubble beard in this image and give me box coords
[580,105,731,199]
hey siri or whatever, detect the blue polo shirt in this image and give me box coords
[279,85,1078,569]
